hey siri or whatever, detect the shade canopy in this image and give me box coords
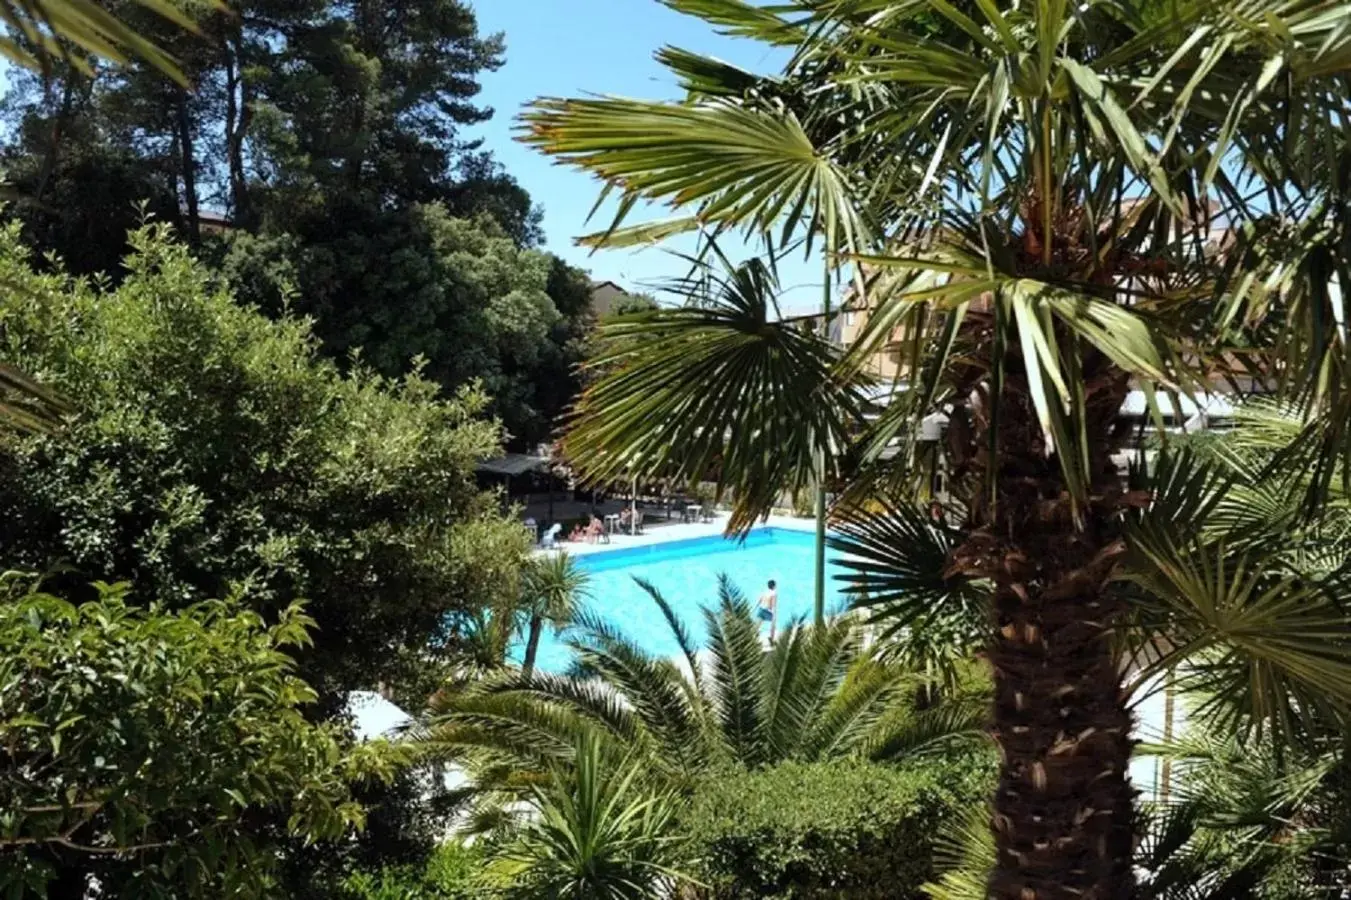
[476,453,549,477]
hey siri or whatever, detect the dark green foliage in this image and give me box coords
[338,841,506,900]
[0,0,591,446]
[0,222,528,705]
[0,579,397,899]
[0,0,520,250]
[685,756,995,899]
[219,206,593,447]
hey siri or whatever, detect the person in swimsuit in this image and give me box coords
[757,579,778,642]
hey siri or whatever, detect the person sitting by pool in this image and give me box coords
[757,580,778,642]
[586,514,604,543]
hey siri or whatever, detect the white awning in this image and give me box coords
[1119,391,1235,422]
[346,691,410,741]
[476,453,549,477]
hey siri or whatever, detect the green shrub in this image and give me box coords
[684,756,994,899]
[339,842,506,900]
[0,579,396,898]
[0,222,528,706]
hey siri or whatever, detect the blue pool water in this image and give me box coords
[530,527,850,673]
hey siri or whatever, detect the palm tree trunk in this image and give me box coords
[522,615,543,677]
[956,374,1136,900]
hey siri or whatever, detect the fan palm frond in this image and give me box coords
[519,94,868,253]
[830,497,989,676]
[1126,506,1351,746]
[0,0,211,85]
[564,257,864,531]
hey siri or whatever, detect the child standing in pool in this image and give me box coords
[757,580,778,642]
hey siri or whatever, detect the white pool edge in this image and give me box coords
[539,513,820,558]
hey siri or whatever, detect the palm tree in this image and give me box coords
[520,552,591,677]
[490,732,697,900]
[841,401,1351,890]
[423,577,988,793]
[519,1,1351,894]
[928,694,1351,900]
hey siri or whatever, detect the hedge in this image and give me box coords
[684,755,994,899]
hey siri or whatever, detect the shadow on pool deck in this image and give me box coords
[521,504,819,557]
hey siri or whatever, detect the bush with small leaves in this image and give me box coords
[0,222,529,707]
[0,579,400,898]
[684,756,994,899]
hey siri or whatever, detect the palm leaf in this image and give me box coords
[799,658,908,760]
[0,0,217,85]
[519,95,867,253]
[759,615,857,759]
[830,497,989,663]
[702,575,766,764]
[659,0,805,45]
[566,609,707,773]
[1125,510,1351,746]
[866,694,992,763]
[564,256,863,531]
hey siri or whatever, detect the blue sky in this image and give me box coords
[468,0,824,313]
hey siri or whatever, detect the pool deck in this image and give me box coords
[546,512,819,557]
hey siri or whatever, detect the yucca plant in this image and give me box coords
[420,577,988,797]
[522,0,1351,893]
[490,731,697,900]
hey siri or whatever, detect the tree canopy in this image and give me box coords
[0,222,528,706]
[0,0,595,447]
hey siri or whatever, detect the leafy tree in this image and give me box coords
[0,0,524,246]
[218,206,594,447]
[0,222,527,706]
[424,578,988,796]
[520,0,1351,894]
[489,732,697,900]
[0,578,397,899]
[0,0,210,435]
[519,551,590,677]
[0,1,598,446]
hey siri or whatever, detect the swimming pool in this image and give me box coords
[527,527,851,672]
